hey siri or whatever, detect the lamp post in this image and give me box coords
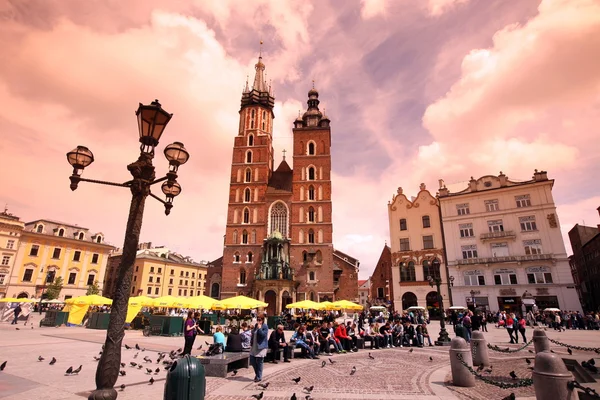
[427,275,451,346]
[470,289,476,311]
[66,100,189,400]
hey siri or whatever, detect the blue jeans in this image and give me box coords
[249,355,264,381]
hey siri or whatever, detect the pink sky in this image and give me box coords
[1,0,599,279]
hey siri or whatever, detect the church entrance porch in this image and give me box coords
[265,290,277,316]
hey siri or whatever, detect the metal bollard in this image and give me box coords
[470,331,490,368]
[533,329,550,353]
[450,337,476,387]
[532,351,576,400]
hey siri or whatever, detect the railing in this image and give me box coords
[457,253,554,265]
[479,230,516,241]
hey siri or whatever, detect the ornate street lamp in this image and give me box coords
[427,275,451,346]
[66,100,189,400]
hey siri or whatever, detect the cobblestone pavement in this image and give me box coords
[1,316,599,400]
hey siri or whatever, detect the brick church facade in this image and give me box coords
[205,54,359,316]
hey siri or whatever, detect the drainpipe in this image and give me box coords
[437,198,453,307]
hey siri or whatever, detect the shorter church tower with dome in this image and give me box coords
[205,52,359,315]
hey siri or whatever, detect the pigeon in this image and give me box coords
[144,356,152,363]
[290,394,296,400]
[551,350,556,353]
[137,365,143,370]
[232,369,238,376]
[258,382,270,389]
[136,344,141,350]
[477,364,484,372]
[350,366,356,375]
[134,352,139,359]
[99,351,103,355]
[119,384,126,391]
[120,362,126,367]
[328,358,336,364]
[124,344,131,350]
[509,370,517,380]
[251,392,264,400]
[177,348,183,353]
[130,362,137,367]
[303,385,313,393]
[0,361,6,371]
[49,357,57,365]
[568,348,573,355]
[589,359,596,366]
[197,345,203,351]
[292,376,301,384]
[149,377,155,385]
[155,367,160,374]
[409,348,414,353]
[528,350,534,354]
[119,370,126,376]
[305,396,313,400]
[582,361,598,373]
[501,394,516,400]
[146,368,153,374]
[15,328,20,330]
[525,358,531,365]
[72,365,82,374]
[141,348,145,352]
[484,367,493,374]
[205,341,210,346]
[65,366,73,375]
[31,327,34,329]
[368,353,375,360]
[321,360,326,368]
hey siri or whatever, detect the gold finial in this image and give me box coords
[312,79,315,89]
[259,40,263,57]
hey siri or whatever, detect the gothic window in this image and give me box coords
[308,207,315,222]
[248,134,254,146]
[234,252,241,263]
[308,167,315,180]
[269,202,288,238]
[308,185,315,200]
[308,229,315,244]
[242,230,248,244]
[309,271,315,281]
[244,188,251,203]
[308,142,316,155]
[243,208,250,224]
[246,150,252,163]
[303,251,308,262]
[233,230,238,244]
[245,168,252,182]
[251,230,256,244]
[239,269,246,285]
[247,252,253,262]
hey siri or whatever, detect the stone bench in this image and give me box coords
[196,352,249,378]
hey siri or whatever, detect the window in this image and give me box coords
[78,232,84,240]
[244,188,251,203]
[148,276,153,283]
[459,223,474,238]
[57,228,65,237]
[400,219,407,231]
[308,142,315,155]
[150,266,154,273]
[133,275,137,282]
[192,273,195,278]
[243,208,250,224]
[527,272,553,284]
[148,287,152,295]
[185,271,189,277]
[461,245,478,259]
[309,271,315,281]
[68,272,77,285]
[135,266,139,272]
[234,253,241,263]
[524,239,543,255]
[185,280,188,285]
[168,288,173,295]
[239,270,246,285]
[400,261,416,282]
[422,215,431,228]
[87,274,95,286]
[308,229,315,244]
[247,252,253,262]
[519,216,537,231]
[494,272,517,285]
[516,194,531,208]
[306,167,316,181]
[96,236,102,243]
[52,248,61,259]
[170,269,174,275]
[155,287,159,295]
[6,240,14,249]
[487,220,504,232]
[169,278,173,285]
[308,207,315,222]
[485,199,499,212]
[180,271,184,277]
[245,168,252,182]
[158,268,162,274]
[183,289,187,296]
[191,281,194,287]
[91,253,99,264]
[1,256,10,265]
[0,273,5,285]
[457,203,470,215]
[29,245,39,256]
[491,242,509,257]
[23,268,33,282]
[377,287,384,298]
[73,251,81,262]
[248,134,254,146]
[400,238,410,251]
[423,235,434,249]
[246,150,252,163]
[36,225,43,233]
[46,270,55,283]
[179,279,183,285]
[423,258,441,279]
[308,185,315,200]
[242,230,248,244]
[178,289,182,296]
[464,274,485,286]
[269,202,288,237]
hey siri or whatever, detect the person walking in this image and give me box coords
[506,313,516,344]
[518,315,527,343]
[182,311,197,355]
[11,304,22,325]
[250,314,269,382]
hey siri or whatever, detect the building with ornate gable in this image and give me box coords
[0,208,25,298]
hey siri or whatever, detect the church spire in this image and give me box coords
[252,40,268,93]
[240,40,275,111]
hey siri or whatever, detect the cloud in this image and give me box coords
[360,0,387,19]
[428,0,470,16]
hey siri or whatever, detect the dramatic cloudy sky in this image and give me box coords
[1,0,599,279]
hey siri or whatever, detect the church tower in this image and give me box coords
[220,53,275,299]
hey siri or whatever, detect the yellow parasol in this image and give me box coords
[332,300,363,310]
[128,296,154,307]
[150,295,180,308]
[180,295,218,310]
[318,301,341,311]
[0,297,36,303]
[65,295,113,306]
[286,300,322,310]
[212,295,267,310]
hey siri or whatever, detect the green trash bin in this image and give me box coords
[164,355,206,400]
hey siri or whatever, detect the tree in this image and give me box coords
[45,277,63,300]
[86,281,100,295]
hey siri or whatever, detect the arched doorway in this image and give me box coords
[426,291,441,319]
[17,292,29,299]
[281,291,292,313]
[265,290,277,316]
[402,292,417,310]
[210,283,220,299]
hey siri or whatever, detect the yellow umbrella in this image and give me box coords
[181,295,218,310]
[151,295,180,308]
[332,300,363,310]
[128,296,154,307]
[212,295,267,310]
[319,301,341,311]
[0,297,36,303]
[65,295,113,306]
[286,300,322,310]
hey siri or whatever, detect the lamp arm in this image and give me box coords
[74,176,131,188]
[149,175,169,186]
[148,191,167,205]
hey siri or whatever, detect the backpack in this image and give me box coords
[205,343,223,356]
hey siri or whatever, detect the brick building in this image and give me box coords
[212,53,359,315]
[368,245,393,308]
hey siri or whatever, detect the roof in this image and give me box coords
[358,279,368,286]
[333,249,359,265]
[26,219,88,230]
[266,161,293,194]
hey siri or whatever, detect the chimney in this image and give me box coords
[533,169,548,181]
[438,179,449,197]
[469,176,478,192]
[498,171,507,187]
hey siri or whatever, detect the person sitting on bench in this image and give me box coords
[226,326,243,352]
[268,324,290,363]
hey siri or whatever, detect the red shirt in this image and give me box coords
[334,324,350,339]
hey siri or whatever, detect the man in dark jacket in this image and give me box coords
[268,324,290,363]
[11,304,22,325]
